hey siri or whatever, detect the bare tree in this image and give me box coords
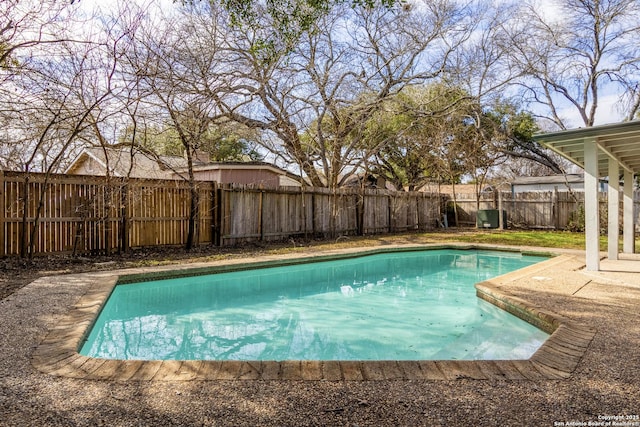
[504,0,640,129]
[0,1,86,170]
[123,2,229,249]
[619,64,640,121]
[213,0,474,188]
[0,0,78,68]
[492,155,574,182]
[0,1,129,257]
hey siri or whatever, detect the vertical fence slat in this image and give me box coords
[0,170,5,257]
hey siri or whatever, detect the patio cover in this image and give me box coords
[533,121,640,271]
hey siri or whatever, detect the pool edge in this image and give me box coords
[31,244,595,381]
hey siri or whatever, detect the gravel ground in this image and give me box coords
[1,240,639,427]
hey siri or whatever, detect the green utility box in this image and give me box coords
[476,209,506,229]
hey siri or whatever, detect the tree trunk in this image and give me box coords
[186,185,199,250]
[451,181,459,228]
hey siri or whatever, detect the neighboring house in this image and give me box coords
[419,183,495,195]
[65,147,301,188]
[189,162,301,187]
[65,146,199,179]
[510,174,608,193]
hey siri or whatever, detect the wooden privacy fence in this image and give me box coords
[3,170,636,257]
[0,171,443,256]
[450,190,640,229]
[0,171,215,257]
[214,185,442,246]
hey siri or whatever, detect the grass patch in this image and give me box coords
[119,229,640,269]
[416,230,589,249]
[264,229,639,253]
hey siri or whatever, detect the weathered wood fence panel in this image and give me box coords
[450,193,496,226]
[1,172,120,255]
[508,192,556,229]
[0,171,4,257]
[126,180,214,249]
[448,190,639,230]
[556,191,580,229]
[2,170,638,257]
[363,191,390,234]
[0,173,447,255]
[217,186,442,246]
[219,185,260,245]
[0,177,435,253]
[387,191,441,232]
[452,191,575,228]
[0,172,215,256]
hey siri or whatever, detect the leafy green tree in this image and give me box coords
[119,123,183,157]
[484,102,564,174]
[198,122,262,161]
[119,121,262,162]
[215,0,401,49]
[360,83,477,191]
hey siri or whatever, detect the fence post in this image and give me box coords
[311,190,316,236]
[0,170,5,257]
[258,190,264,241]
[212,182,221,246]
[388,194,393,233]
[213,183,219,246]
[217,185,226,246]
[552,187,560,230]
[103,178,111,256]
[19,174,29,258]
[498,191,504,229]
[356,190,364,236]
[416,193,421,231]
[120,180,130,253]
[300,187,308,239]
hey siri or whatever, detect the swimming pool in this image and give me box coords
[80,249,549,361]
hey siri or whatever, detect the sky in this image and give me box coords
[557,93,625,128]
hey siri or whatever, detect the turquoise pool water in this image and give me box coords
[80,249,549,361]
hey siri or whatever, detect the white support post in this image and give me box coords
[607,159,619,260]
[584,139,600,271]
[623,169,635,254]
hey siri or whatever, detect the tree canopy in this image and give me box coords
[2,0,638,182]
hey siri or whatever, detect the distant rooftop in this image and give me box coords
[510,174,585,186]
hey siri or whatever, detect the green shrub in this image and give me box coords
[567,204,585,232]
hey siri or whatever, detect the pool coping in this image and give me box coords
[31,245,596,381]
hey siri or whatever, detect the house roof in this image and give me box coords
[191,161,303,185]
[65,147,193,179]
[510,174,585,186]
[419,183,491,194]
[65,147,300,182]
[193,161,293,175]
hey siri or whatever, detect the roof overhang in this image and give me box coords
[64,150,114,176]
[190,162,302,182]
[532,121,640,177]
